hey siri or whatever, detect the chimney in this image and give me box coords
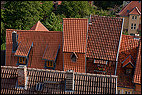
[65,70,74,91]
[17,65,27,89]
[12,31,18,52]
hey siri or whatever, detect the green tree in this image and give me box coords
[1,9,5,45]
[4,1,42,30]
[94,1,123,10]
[56,1,95,18]
[44,12,63,31]
[40,1,54,22]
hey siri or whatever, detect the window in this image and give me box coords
[71,53,77,62]
[135,16,137,19]
[134,24,136,29]
[46,61,53,67]
[126,69,132,74]
[131,23,133,29]
[132,16,134,19]
[19,57,26,64]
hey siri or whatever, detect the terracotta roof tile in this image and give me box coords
[118,1,141,16]
[6,27,63,69]
[14,41,33,57]
[63,18,88,53]
[117,35,140,88]
[42,43,60,61]
[30,21,49,31]
[134,41,141,84]
[86,15,123,61]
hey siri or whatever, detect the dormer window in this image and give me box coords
[46,61,54,67]
[19,57,26,64]
[125,68,132,74]
[71,52,78,62]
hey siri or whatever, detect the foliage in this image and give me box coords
[1,9,5,45]
[40,1,54,22]
[122,30,129,35]
[94,1,123,10]
[94,8,115,17]
[56,1,95,18]
[1,43,6,50]
[4,1,42,30]
[44,12,63,31]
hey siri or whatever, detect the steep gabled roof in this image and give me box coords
[118,1,141,16]
[134,41,141,84]
[30,21,49,31]
[117,35,140,88]
[63,18,88,53]
[86,15,123,61]
[129,7,141,15]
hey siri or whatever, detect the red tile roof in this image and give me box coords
[6,22,63,70]
[86,15,123,61]
[15,41,33,57]
[134,41,141,84]
[117,35,140,88]
[42,43,60,61]
[30,21,49,31]
[118,1,141,16]
[63,18,88,53]
[129,7,141,15]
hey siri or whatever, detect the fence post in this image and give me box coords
[65,70,74,91]
[17,65,27,89]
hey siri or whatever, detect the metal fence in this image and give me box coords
[1,66,117,94]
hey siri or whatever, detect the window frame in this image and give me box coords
[46,61,54,67]
[132,16,134,20]
[135,16,137,19]
[131,23,133,29]
[133,24,136,29]
[19,57,26,64]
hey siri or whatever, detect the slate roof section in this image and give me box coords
[30,21,49,31]
[63,18,88,53]
[134,41,141,84]
[118,1,141,16]
[86,15,123,61]
[14,41,33,57]
[117,35,140,88]
[42,43,60,61]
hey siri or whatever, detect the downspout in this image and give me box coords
[62,18,64,71]
[85,19,89,73]
[115,18,124,75]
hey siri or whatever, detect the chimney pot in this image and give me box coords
[65,70,74,91]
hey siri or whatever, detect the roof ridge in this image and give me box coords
[91,15,122,20]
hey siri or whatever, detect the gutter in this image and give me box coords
[62,18,64,71]
[115,18,124,75]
